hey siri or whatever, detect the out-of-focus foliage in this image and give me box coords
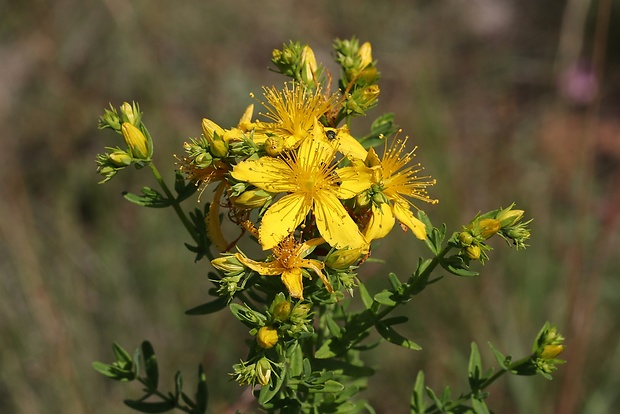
[1,1,619,413]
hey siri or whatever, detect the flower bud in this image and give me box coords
[496,208,525,228]
[256,326,279,349]
[272,301,291,322]
[465,244,481,260]
[539,344,564,360]
[264,135,285,157]
[230,189,272,209]
[201,118,225,141]
[121,122,150,160]
[109,150,132,166]
[211,255,244,275]
[358,42,373,69]
[120,102,138,125]
[477,218,501,240]
[360,85,380,105]
[290,303,311,321]
[256,357,272,386]
[325,248,364,271]
[301,45,318,85]
[458,231,474,246]
[238,104,255,132]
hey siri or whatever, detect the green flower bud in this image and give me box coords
[230,189,272,209]
[325,248,364,271]
[300,45,318,85]
[458,231,474,246]
[211,255,244,275]
[109,150,132,166]
[121,123,150,160]
[272,301,291,322]
[256,326,279,349]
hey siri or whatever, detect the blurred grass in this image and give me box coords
[1,0,619,413]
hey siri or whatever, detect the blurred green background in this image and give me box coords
[1,0,619,413]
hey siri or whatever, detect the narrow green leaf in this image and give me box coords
[410,371,426,414]
[185,297,228,315]
[325,315,343,339]
[112,342,133,364]
[387,273,402,290]
[141,341,159,390]
[375,322,421,350]
[123,399,175,413]
[382,316,409,326]
[471,397,491,414]
[310,380,345,394]
[194,364,208,414]
[487,342,510,370]
[122,187,170,208]
[441,258,480,277]
[358,282,373,310]
[92,362,117,379]
[174,371,183,402]
[288,342,303,378]
[468,342,483,386]
[374,290,398,307]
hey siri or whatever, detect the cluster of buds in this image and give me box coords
[96,102,153,183]
[454,204,532,263]
[271,41,324,88]
[531,322,566,378]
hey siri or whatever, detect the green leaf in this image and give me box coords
[288,342,303,378]
[123,399,176,413]
[228,303,267,327]
[141,341,159,390]
[374,290,398,307]
[309,380,345,394]
[315,339,347,359]
[174,171,198,202]
[185,296,228,315]
[112,342,133,364]
[358,282,373,310]
[441,257,480,277]
[410,371,426,414]
[375,322,421,350]
[488,342,510,370]
[471,397,491,414]
[122,187,170,208]
[172,371,183,403]
[325,314,343,339]
[468,342,483,389]
[387,273,402,290]
[194,364,208,414]
[92,362,120,379]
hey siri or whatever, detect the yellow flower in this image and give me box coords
[362,136,438,241]
[254,83,335,150]
[232,120,372,250]
[235,236,331,299]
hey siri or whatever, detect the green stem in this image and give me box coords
[137,378,192,413]
[149,162,200,245]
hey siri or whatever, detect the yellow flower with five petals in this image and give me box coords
[235,236,331,299]
[232,119,372,250]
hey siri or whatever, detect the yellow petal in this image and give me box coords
[335,127,368,160]
[281,268,305,299]
[336,165,373,199]
[297,120,335,170]
[231,157,295,193]
[234,253,284,276]
[313,191,367,249]
[205,182,229,251]
[259,193,312,250]
[365,202,396,241]
[300,258,333,293]
[392,199,427,240]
